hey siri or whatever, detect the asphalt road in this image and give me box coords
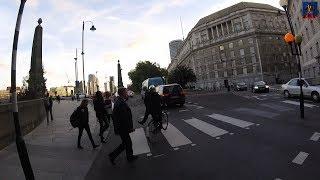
[86,90,320,180]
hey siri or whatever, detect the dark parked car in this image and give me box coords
[252,81,270,93]
[157,84,185,107]
[234,82,247,91]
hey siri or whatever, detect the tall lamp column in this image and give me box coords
[81,21,96,96]
[280,0,305,119]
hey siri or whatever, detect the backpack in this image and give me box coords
[70,109,80,128]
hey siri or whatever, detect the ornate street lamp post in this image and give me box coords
[81,21,96,96]
[280,0,305,119]
[10,0,35,179]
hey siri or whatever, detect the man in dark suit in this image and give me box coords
[109,87,138,165]
[44,93,53,125]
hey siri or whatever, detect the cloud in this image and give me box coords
[144,0,193,16]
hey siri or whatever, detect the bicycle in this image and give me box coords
[146,110,169,138]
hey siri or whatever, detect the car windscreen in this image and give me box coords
[163,85,182,95]
[237,82,246,86]
[148,78,164,87]
[255,81,265,86]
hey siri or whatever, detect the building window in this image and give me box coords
[252,56,257,63]
[305,27,309,41]
[229,43,234,49]
[248,38,254,44]
[224,71,228,77]
[240,49,245,57]
[310,47,314,59]
[313,67,316,77]
[238,40,243,46]
[214,64,217,70]
[253,65,257,73]
[223,62,226,68]
[316,42,319,56]
[220,45,224,51]
[232,60,236,67]
[233,69,237,76]
[305,51,308,62]
[230,51,235,58]
[310,20,315,35]
[215,71,218,78]
[250,47,255,54]
[243,67,247,74]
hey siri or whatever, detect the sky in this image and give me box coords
[0,0,281,90]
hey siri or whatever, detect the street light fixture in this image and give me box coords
[10,0,35,179]
[81,21,96,97]
[280,0,305,119]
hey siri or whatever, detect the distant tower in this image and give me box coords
[169,40,183,61]
[117,60,124,88]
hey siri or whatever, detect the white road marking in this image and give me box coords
[185,104,204,109]
[260,103,294,112]
[208,113,254,128]
[191,144,196,146]
[161,123,192,148]
[310,132,320,141]
[179,109,189,112]
[282,100,317,108]
[185,118,228,138]
[292,152,309,165]
[130,128,151,155]
[147,153,152,157]
[173,148,179,151]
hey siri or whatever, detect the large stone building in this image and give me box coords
[287,0,320,83]
[168,2,298,89]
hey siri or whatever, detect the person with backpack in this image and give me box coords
[109,88,138,165]
[75,99,99,149]
[93,91,108,143]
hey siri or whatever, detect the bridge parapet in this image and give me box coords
[0,99,45,150]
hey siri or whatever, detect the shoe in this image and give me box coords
[92,144,99,149]
[127,155,138,163]
[77,145,84,149]
[138,120,145,125]
[108,154,116,165]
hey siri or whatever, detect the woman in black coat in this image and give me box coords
[93,91,108,143]
[77,99,98,149]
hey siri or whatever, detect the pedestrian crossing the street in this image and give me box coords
[128,113,260,157]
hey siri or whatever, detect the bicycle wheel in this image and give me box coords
[161,111,168,130]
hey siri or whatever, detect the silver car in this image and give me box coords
[281,78,320,102]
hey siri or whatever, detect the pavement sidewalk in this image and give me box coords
[0,100,105,180]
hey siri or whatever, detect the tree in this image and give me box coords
[26,66,47,98]
[128,61,167,92]
[167,65,196,88]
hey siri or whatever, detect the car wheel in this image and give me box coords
[311,92,319,102]
[284,90,290,98]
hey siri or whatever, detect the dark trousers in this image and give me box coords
[46,108,53,124]
[78,124,95,147]
[98,116,109,137]
[109,133,133,160]
[140,109,150,124]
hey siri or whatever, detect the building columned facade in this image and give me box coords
[288,0,320,84]
[168,2,298,90]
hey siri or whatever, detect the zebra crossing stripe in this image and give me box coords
[282,100,317,108]
[292,152,309,165]
[310,132,320,142]
[208,113,254,128]
[161,123,192,148]
[130,128,151,155]
[184,118,228,138]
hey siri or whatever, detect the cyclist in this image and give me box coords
[148,85,162,130]
[138,87,151,125]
